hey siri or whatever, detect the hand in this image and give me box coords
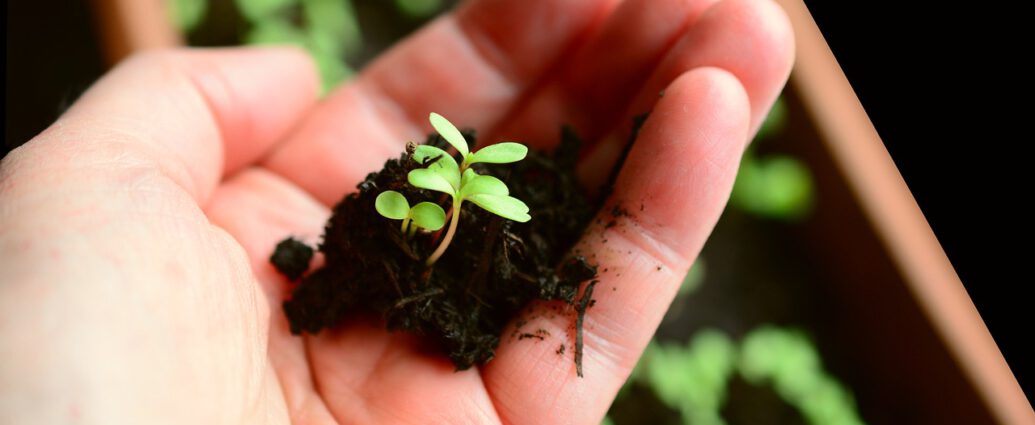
[0,0,792,423]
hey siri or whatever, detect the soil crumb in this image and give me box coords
[270,237,314,281]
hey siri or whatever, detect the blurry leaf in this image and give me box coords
[375,191,409,220]
[244,17,307,45]
[730,152,814,220]
[410,202,446,231]
[756,156,813,218]
[642,329,736,425]
[246,17,351,92]
[170,0,207,32]
[302,0,362,57]
[394,0,443,18]
[236,0,296,22]
[739,326,867,425]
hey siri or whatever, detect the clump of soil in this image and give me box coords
[272,127,601,372]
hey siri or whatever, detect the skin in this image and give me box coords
[0,0,793,423]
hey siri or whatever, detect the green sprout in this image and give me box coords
[375,190,447,236]
[376,112,531,266]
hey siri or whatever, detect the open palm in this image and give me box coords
[0,0,792,423]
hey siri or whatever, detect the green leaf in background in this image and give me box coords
[643,330,737,425]
[303,0,363,57]
[612,325,866,425]
[236,0,296,22]
[731,153,814,220]
[244,17,307,45]
[303,0,361,92]
[170,0,207,32]
[739,326,866,425]
[394,0,444,19]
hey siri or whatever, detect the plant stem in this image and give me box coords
[400,217,411,235]
[426,201,461,266]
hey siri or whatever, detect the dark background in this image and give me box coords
[4,0,1028,401]
[802,1,1029,399]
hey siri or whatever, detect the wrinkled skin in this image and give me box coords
[0,0,793,423]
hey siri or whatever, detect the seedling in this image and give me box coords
[275,108,601,372]
[378,112,531,266]
[375,190,447,236]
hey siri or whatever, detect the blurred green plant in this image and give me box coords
[172,0,447,93]
[240,0,361,92]
[729,98,815,220]
[740,327,865,425]
[609,326,866,425]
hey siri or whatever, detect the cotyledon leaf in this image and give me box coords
[375,190,410,220]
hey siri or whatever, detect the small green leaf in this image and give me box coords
[375,191,409,220]
[468,142,528,165]
[408,168,456,195]
[410,202,446,231]
[467,194,530,222]
[461,175,509,198]
[429,112,468,156]
[413,145,459,172]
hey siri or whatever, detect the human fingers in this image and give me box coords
[0,47,317,424]
[204,168,340,425]
[483,67,751,425]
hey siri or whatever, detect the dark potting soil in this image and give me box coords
[272,127,604,372]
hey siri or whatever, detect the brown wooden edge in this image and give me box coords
[91,0,181,66]
[775,0,1034,423]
